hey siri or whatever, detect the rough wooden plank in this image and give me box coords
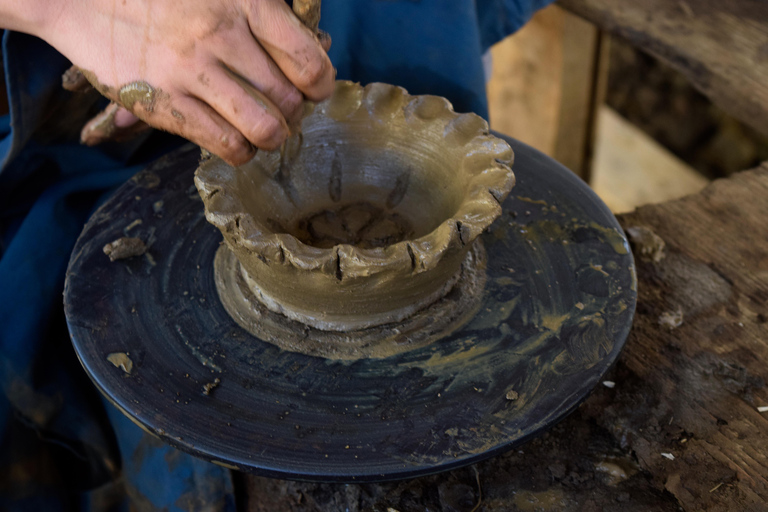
[558,0,768,136]
[587,165,768,511]
[591,106,709,213]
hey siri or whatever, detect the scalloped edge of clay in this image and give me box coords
[195,81,514,278]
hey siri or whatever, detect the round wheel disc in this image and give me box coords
[65,135,636,482]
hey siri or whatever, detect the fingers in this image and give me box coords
[154,95,255,166]
[114,106,142,129]
[317,30,332,53]
[212,27,305,127]
[245,0,335,101]
[70,0,336,165]
[188,62,290,151]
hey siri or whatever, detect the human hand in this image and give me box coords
[40,0,334,165]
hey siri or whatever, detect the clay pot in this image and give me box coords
[195,81,514,331]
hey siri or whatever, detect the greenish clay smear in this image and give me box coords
[119,81,156,111]
[79,68,114,97]
[78,69,159,113]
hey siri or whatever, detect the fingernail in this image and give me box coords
[316,30,332,51]
[81,103,120,145]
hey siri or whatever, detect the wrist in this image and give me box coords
[0,0,65,38]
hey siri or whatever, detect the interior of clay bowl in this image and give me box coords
[215,81,515,257]
[232,125,467,250]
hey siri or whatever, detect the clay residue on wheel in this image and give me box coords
[214,240,488,360]
[380,196,637,464]
[103,237,147,261]
[107,352,133,374]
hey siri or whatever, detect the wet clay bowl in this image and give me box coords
[194,81,515,331]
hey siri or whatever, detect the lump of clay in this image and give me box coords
[103,237,146,261]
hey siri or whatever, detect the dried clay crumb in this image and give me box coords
[603,381,616,389]
[626,226,666,263]
[505,389,519,401]
[107,352,133,374]
[202,378,221,396]
[659,307,684,330]
[103,237,147,261]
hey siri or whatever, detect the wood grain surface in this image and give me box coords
[559,0,768,137]
[597,165,768,511]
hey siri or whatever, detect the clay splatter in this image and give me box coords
[103,237,147,261]
[107,352,134,374]
[659,307,684,330]
[119,81,156,111]
[627,225,666,262]
[202,378,221,396]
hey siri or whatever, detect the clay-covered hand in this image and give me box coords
[19,0,335,165]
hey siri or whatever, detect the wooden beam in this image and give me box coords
[552,11,610,181]
[487,5,565,157]
[487,5,610,181]
[558,0,768,137]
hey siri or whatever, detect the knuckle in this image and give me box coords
[247,115,286,149]
[295,54,330,91]
[217,133,254,166]
[282,87,303,113]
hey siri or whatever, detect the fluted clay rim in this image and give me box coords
[195,81,515,277]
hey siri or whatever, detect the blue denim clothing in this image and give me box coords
[0,1,552,509]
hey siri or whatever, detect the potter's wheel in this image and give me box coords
[65,135,636,482]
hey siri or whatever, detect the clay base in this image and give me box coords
[214,241,488,360]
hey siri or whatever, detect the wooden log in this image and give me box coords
[558,0,768,137]
[241,407,679,511]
